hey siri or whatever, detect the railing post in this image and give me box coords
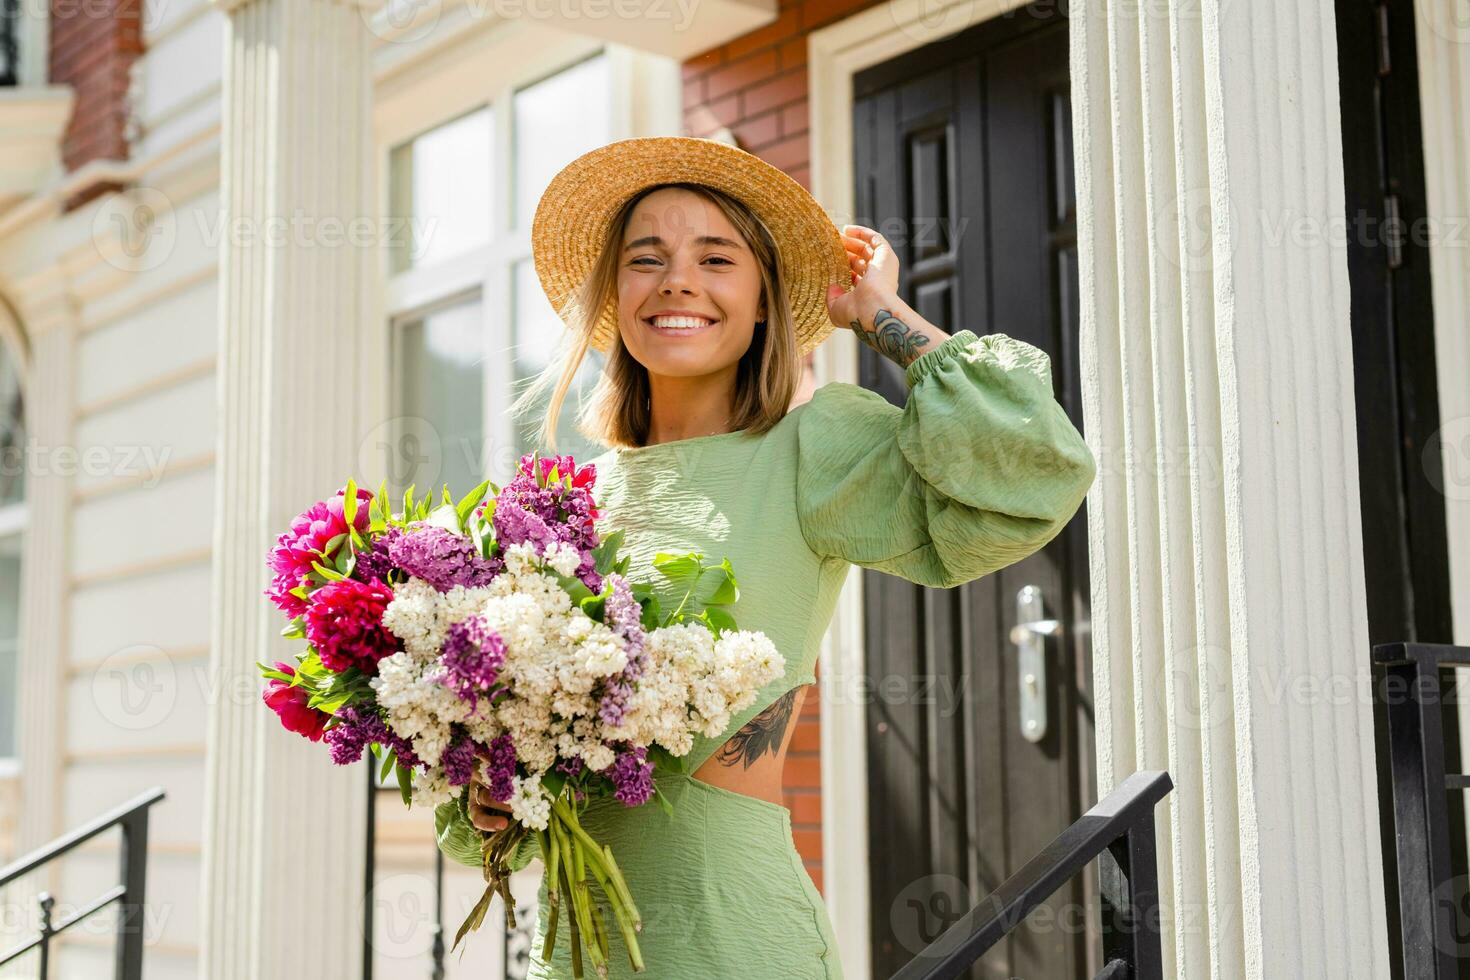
[364,760,377,980]
[1380,649,1458,978]
[1100,812,1163,980]
[115,808,150,980]
[36,893,54,980]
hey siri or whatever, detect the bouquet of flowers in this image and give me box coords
[258,452,784,977]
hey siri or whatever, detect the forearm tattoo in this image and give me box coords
[849,308,932,367]
[715,689,799,770]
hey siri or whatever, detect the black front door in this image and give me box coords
[853,9,1096,979]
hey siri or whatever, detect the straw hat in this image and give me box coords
[530,135,854,357]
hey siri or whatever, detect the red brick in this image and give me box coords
[778,35,808,71]
[683,76,706,110]
[784,753,821,787]
[733,111,780,150]
[790,718,821,753]
[793,828,822,860]
[682,50,723,81]
[786,165,812,191]
[780,100,809,138]
[786,792,822,824]
[757,132,807,173]
[741,67,807,117]
[724,7,801,62]
[705,48,778,102]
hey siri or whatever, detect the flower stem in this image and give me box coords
[552,799,642,929]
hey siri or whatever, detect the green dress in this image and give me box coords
[435,328,1097,979]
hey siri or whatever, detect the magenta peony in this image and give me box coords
[262,661,330,741]
[264,485,375,617]
[304,577,399,674]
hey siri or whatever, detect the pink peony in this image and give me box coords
[304,577,399,675]
[264,486,375,617]
[262,661,330,741]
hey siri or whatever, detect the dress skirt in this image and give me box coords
[525,770,843,979]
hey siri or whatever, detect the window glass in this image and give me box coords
[388,106,493,273]
[392,298,485,498]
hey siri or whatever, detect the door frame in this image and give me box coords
[806,2,1062,976]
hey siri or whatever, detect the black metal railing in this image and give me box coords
[0,0,18,87]
[0,786,166,979]
[891,769,1173,980]
[1374,641,1470,979]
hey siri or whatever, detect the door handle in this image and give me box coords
[1010,585,1060,743]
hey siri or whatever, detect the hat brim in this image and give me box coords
[530,136,854,358]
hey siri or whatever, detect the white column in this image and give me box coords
[1413,0,1470,646]
[198,0,374,975]
[12,283,74,866]
[1072,1,1390,977]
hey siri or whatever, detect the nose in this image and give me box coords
[658,256,698,295]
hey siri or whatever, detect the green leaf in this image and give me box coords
[403,484,417,524]
[311,560,347,583]
[702,606,737,635]
[379,748,397,783]
[442,484,453,507]
[455,479,491,529]
[322,532,347,556]
[280,618,305,640]
[257,662,296,683]
[343,478,359,526]
[396,759,413,805]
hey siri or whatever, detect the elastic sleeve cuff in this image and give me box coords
[905,329,982,388]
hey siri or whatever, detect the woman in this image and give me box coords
[435,136,1097,978]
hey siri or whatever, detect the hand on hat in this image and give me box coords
[825,224,900,331]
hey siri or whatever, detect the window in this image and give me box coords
[0,338,23,763]
[381,48,617,497]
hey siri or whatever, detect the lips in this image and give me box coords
[645,313,719,333]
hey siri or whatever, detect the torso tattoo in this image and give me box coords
[715,688,799,770]
[850,308,933,367]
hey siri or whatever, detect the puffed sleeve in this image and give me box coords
[434,795,540,872]
[795,329,1096,589]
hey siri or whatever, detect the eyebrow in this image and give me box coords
[622,234,744,252]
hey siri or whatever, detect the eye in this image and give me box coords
[705,256,734,265]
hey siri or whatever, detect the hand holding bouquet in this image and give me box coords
[258,452,784,977]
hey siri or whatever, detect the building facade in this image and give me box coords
[0,0,1467,976]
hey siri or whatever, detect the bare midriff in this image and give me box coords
[689,683,810,807]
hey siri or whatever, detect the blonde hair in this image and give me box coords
[510,182,804,451]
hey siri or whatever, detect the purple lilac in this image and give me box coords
[440,614,506,709]
[483,734,517,803]
[325,705,422,769]
[597,573,648,727]
[441,737,478,787]
[386,524,503,592]
[488,453,603,594]
[351,525,404,586]
[605,745,654,807]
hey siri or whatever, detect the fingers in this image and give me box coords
[468,781,512,832]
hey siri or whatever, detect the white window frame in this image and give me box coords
[0,359,25,775]
[370,21,681,487]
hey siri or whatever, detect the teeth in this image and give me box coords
[650,316,714,330]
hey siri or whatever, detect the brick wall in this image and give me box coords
[49,0,143,209]
[680,0,884,885]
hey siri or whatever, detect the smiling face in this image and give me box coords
[615,186,767,379]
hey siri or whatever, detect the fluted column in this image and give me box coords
[11,283,74,879]
[198,0,374,975]
[1072,1,1390,977]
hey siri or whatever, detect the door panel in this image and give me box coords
[855,11,1095,979]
